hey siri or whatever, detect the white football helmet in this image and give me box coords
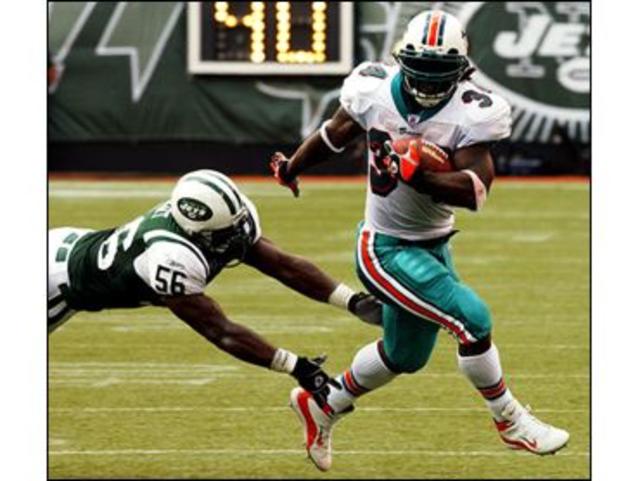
[171,170,252,259]
[393,10,470,108]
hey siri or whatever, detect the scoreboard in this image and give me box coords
[188,2,354,75]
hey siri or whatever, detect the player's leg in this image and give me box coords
[290,227,443,471]
[364,233,514,421]
[429,242,513,418]
[326,303,440,413]
[433,242,570,454]
[48,228,89,332]
[359,230,569,454]
[290,302,438,471]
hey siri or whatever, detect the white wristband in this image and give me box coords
[461,169,487,211]
[320,120,346,153]
[270,348,298,374]
[328,283,356,310]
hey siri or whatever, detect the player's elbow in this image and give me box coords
[462,169,489,212]
[463,192,479,211]
[467,192,487,212]
[204,316,235,345]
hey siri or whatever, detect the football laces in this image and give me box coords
[421,142,448,164]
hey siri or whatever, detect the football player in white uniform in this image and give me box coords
[49,170,381,405]
[270,10,570,471]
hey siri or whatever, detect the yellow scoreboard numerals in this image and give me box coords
[213,1,328,65]
[213,2,266,63]
[276,2,327,64]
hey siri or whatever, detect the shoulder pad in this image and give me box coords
[340,62,395,128]
[134,234,209,295]
[455,82,512,147]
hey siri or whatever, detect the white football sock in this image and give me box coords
[457,343,514,421]
[327,340,397,413]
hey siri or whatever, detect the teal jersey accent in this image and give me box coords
[65,202,231,311]
[390,73,448,123]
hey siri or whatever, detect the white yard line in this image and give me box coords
[50,362,239,369]
[48,189,287,199]
[49,405,587,414]
[48,447,589,457]
[49,363,589,382]
[49,371,588,380]
[49,180,587,199]
[49,189,169,198]
[496,182,588,191]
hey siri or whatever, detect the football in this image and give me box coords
[391,137,454,173]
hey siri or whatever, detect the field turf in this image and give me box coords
[48,178,589,479]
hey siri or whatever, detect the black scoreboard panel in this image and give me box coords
[188,2,354,75]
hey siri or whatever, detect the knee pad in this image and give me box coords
[455,286,492,341]
[382,304,439,373]
[385,344,432,373]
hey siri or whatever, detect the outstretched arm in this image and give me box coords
[271,107,365,195]
[244,237,382,325]
[244,237,338,302]
[165,293,276,367]
[403,143,495,211]
[164,293,339,401]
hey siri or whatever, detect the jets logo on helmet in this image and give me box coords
[171,170,253,260]
[393,10,471,109]
[177,197,213,221]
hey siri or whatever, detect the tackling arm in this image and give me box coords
[164,293,339,400]
[244,237,383,325]
[165,293,276,367]
[405,143,495,211]
[244,237,337,302]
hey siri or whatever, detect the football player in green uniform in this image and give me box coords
[49,169,381,402]
[271,9,569,471]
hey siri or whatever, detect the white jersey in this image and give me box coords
[340,61,512,240]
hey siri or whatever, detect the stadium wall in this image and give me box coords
[48,1,590,175]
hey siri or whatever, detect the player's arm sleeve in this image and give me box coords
[134,241,209,296]
[241,194,262,244]
[339,61,382,130]
[457,95,512,148]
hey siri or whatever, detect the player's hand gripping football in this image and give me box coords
[291,354,341,405]
[382,139,451,183]
[348,292,383,326]
[270,152,300,197]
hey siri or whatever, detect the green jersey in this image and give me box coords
[64,199,261,311]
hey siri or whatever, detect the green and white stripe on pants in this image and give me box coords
[48,227,92,332]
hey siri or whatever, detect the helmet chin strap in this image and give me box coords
[410,87,451,109]
[402,75,453,109]
[413,94,445,108]
[403,76,457,109]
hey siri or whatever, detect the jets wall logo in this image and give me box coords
[449,1,590,143]
[178,198,213,222]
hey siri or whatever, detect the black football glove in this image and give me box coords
[291,354,341,405]
[382,140,425,184]
[381,141,402,178]
[348,292,383,326]
[270,152,300,197]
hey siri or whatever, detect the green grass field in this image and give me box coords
[48,178,589,479]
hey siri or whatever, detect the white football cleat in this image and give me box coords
[289,387,351,471]
[495,399,570,455]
